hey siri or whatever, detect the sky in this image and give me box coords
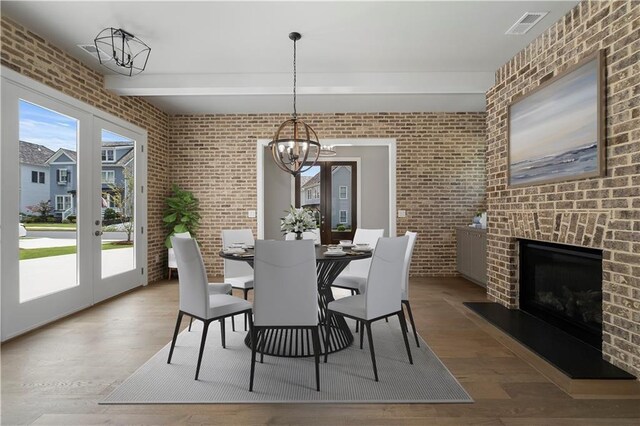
[19,100,131,152]
[509,59,598,164]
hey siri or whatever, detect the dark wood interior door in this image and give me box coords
[295,161,357,244]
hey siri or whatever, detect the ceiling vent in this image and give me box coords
[77,44,110,60]
[505,12,548,35]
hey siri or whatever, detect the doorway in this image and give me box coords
[1,71,147,340]
[295,161,358,244]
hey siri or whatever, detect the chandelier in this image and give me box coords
[319,145,337,157]
[268,32,321,176]
[94,28,151,76]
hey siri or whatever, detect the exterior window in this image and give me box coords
[307,189,312,199]
[55,195,72,211]
[57,169,69,184]
[102,149,115,162]
[31,171,45,184]
[102,170,115,183]
[339,186,348,199]
[339,210,348,223]
[102,194,116,208]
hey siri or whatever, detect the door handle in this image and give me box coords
[95,230,103,236]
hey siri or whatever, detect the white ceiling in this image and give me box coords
[3,1,579,114]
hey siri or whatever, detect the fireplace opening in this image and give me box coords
[519,239,603,349]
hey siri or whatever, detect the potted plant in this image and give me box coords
[280,205,317,240]
[163,185,201,271]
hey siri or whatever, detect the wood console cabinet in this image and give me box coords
[456,227,487,287]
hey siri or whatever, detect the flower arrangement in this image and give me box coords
[280,206,317,239]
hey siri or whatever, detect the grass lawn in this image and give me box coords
[20,242,132,260]
[24,223,77,230]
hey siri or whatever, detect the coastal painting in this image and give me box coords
[508,52,604,187]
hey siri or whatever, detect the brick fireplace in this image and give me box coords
[486,1,640,378]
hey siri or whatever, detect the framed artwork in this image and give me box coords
[508,50,605,188]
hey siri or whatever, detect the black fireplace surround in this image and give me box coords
[519,239,603,349]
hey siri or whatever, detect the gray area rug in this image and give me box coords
[102,318,472,404]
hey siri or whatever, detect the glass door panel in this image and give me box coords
[100,129,136,279]
[18,100,80,302]
[329,164,356,243]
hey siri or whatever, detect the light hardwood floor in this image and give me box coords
[2,277,639,425]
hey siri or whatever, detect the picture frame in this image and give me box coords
[507,50,605,188]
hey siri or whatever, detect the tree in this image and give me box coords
[27,200,53,221]
[104,168,135,242]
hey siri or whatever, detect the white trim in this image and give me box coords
[257,138,396,239]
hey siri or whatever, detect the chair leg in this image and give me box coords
[365,322,378,382]
[249,325,258,392]
[259,329,265,364]
[311,326,320,392]
[220,318,226,349]
[354,289,361,333]
[195,320,211,380]
[360,321,365,349]
[324,311,333,363]
[243,289,249,331]
[397,310,414,365]
[231,314,236,332]
[167,311,184,364]
[403,299,420,348]
[188,316,193,332]
[167,268,171,280]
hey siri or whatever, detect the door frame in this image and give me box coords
[293,160,359,244]
[1,66,148,341]
[257,138,396,239]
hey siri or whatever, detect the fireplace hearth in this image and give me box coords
[519,239,602,349]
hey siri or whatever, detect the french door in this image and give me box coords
[1,74,146,340]
[295,161,357,244]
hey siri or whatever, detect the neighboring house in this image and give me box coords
[19,141,54,214]
[46,142,134,220]
[47,148,78,220]
[330,165,351,229]
[100,142,135,216]
[301,172,321,208]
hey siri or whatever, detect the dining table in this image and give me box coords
[219,245,372,357]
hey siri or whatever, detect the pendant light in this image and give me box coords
[268,32,321,176]
[94,27,151,76]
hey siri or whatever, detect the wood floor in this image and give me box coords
[2,277,639,425]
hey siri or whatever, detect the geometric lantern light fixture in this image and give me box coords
[94,28,151,76]
[268,32,321,176]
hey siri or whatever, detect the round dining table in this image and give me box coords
[220,245,372,357]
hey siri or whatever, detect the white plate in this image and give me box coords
[352,247,372,252]
[339,243,354,248]
[223,248,246,254]
[324,251,347,257]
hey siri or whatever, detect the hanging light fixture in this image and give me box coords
[94,28,151,76]
[268,32,321,176]
[319,145,337,157]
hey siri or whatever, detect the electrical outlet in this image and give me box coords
[248,210,256,218]
[155,254,160,263]
[398,210,407,218]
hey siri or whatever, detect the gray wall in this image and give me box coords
[264,146,293,240]
[263,145,390,240]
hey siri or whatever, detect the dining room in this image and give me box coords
[2,1,640,425]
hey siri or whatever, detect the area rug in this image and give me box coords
[101,319,472,404]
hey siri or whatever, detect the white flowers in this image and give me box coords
[280,206,317,235]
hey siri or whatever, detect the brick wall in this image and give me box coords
[169,113,486,277]
[1,16,170,283]
[486,0,640,377]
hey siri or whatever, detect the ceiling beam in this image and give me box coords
[104,72,495,97]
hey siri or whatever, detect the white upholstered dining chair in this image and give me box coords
[331,228,384,294]
[325,236,412,382]
[222,229,255,330]
[249,239,320,392]
[167,237,252,380]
